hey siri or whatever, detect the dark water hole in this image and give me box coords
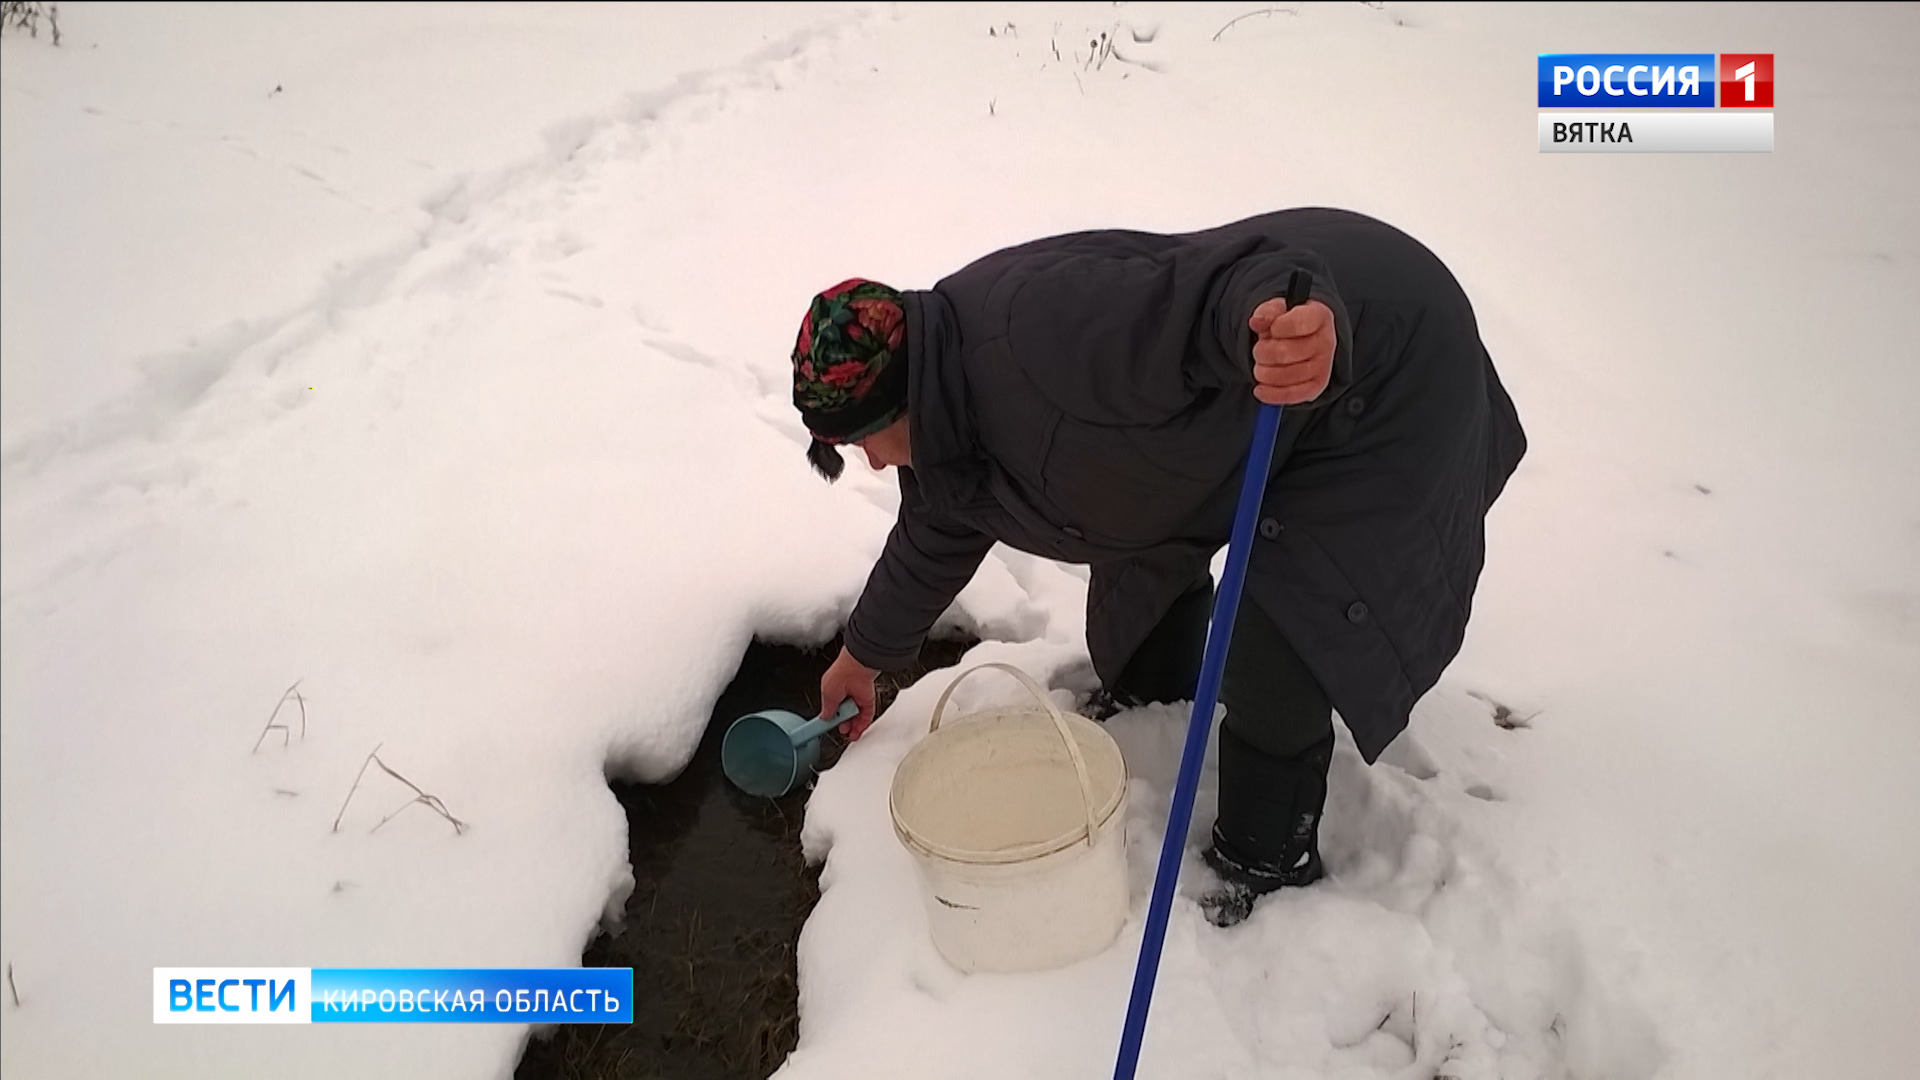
[516,633,975,1080]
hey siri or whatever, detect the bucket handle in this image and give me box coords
[928,663,1102,850]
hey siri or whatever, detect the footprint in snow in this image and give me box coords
[1107,692,1659,1078]
[544,287,605,309]
[1203,745,1659,1076]
[1467,689,1536,730]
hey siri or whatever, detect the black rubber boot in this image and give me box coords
[1198,729,1334,927]
[1198,831,1324,927]
[1080,686,1128,722]
[1092,584,1337,928]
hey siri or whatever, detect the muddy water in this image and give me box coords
[517,634,974,1080]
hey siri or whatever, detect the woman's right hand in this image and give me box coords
[1249,297,1334,406]
[820,646,880,740]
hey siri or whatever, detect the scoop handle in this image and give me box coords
[791,699,859,746]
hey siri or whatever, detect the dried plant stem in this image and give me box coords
[250,680,307,752]
[331,743,381,832]
[1213,7,1294,42]
[368,754,468,833]
[334,743,468,836]
[0,2,60,46]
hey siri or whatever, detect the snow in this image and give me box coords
[4,3,1916,1079]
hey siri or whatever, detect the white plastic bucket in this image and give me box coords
[889,663,1129,973]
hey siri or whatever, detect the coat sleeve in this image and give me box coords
[842,472,996,672]
[997,239,1354,426]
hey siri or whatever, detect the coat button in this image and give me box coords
[1345,395,1367,417]
[1063,526,1084,540]
[1258,517,1283,540]
[1346,601,1369,624]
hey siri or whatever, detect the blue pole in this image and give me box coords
[1112,270,1310,1079]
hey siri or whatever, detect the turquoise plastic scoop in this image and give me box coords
[722,699,859,798]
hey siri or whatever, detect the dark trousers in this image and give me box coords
[1109,578,1335,871]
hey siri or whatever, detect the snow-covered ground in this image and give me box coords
[3,3,1916,1078]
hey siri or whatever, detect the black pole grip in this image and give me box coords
[1284,268,1313,310]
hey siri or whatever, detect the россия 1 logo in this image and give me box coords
[1537,53,1774,153]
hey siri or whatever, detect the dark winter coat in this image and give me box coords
[842,208,1525,762]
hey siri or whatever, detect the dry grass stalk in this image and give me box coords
[0,2,59,45]
[332,743,468,836]
[250,680,308,752]
[1213,7,1295,42]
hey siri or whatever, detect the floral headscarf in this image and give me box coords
[792,278,909,480]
